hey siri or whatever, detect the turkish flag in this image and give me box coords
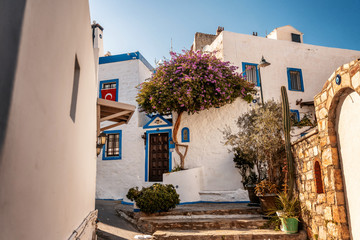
[101,88,117,101]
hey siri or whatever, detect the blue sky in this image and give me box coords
[89,0,360,67]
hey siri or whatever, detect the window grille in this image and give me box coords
[106,133,120,157]
[245,64,258,85]
[103,82,116,89]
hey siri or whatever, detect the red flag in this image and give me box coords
[101,88,117,101]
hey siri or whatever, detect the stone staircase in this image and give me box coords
[116,203,307,240]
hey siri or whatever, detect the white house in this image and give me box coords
[96,25,360,204]
[95,24,155,200]
[0,0,99,239]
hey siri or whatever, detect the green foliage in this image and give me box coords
[232,150,257,186]
[292,114,315,128]
[136,50,255,115]
[274,192,301,221]
[223,100,284,183]
[126,184,180,213]
[171,165,184,172]
[126,186,140,201]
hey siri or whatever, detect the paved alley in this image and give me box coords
[96,200,143,240]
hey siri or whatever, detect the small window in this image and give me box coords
[181,127,190,143]
[314,161,324,194]
[291,33,301,43]
[103,82,116,89]
[242,63,259,86]
[287,68,304,91]
[290,109,300,123]
[103,130,122,160]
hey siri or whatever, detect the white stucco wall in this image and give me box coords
[336,90,360,240]
[0,0,97,239]
[96,59,153,200]
[163,167,204,203]
[175,100,250,192]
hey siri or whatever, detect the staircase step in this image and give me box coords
[138,215,268,234]
[116,203,261,220]
[152,229,308,240]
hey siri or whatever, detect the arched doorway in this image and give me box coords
[335,89,360,240]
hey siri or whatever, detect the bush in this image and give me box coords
[126,184,180,213]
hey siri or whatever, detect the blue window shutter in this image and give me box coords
[287,68,304,92]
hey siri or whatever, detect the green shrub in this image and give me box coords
[126,184,180,213]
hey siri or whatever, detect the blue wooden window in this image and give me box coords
[181,127,190,143]
[287,68,304,91]
[102,130,122,160]
[290,109,300,123]
[242,62,260,86]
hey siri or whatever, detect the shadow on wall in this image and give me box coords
[0,0,27,156]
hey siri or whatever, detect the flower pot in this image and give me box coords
[245,185,260,204]
[258,194,277,214]
[280,217,299,234]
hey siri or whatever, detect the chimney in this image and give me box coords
[216,26,224,35]
[91,21,104,57]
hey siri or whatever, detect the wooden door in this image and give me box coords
[149,132,169,182]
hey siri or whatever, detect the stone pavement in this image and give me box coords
[96,199,145,240]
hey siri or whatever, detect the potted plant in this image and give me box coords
[274,192,301,234]
[232,150,259,204]
[223,101,285,204]
[255,180,278,214]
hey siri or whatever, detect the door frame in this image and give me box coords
[145,128,172,182]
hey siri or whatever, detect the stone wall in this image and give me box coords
[191,32,217,52]
[293,129,347,240]
[293,59,360,240]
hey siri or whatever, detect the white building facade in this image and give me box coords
[96,51,155,200]
[96,26,360,204]
[0,0,98,239]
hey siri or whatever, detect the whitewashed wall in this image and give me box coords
[221,31,360,115]
[96,59,153,200]
[175,99,250,200]
[0,0,97,239]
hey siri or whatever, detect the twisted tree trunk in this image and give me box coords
[173,111,188,169]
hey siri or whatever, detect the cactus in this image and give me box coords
[281,86,295,199]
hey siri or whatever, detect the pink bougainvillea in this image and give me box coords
[136,50,255,115]
[136,50,256,168]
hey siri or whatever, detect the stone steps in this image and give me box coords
[152,229,308,240]
[137,214,267,234]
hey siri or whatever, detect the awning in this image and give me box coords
[97,98,135,135]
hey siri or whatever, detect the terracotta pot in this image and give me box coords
[258,194,277,214]
[245,185,260,204]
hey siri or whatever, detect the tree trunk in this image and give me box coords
[173,111,188,169]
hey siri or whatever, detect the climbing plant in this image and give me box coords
[137,50,255,168]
